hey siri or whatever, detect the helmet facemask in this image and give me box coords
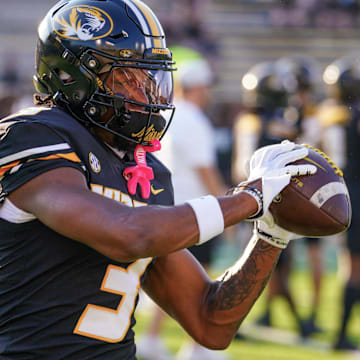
[81,51,175,149]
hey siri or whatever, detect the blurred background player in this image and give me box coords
[232,60,304,337]
[232,57,324,337]
[276,55,325,335]
[321,56,360,350]
[137,46,229,360]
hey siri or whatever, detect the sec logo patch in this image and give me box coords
[89,152,101,173]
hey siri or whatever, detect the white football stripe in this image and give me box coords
[0,143,71,166]
[310,182,348,208]
[123,0,152,48]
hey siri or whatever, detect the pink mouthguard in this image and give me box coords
[123,140,161,199]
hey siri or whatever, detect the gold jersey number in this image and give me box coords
[74,258,152,342]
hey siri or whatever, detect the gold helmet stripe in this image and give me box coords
[123,0,151,48]
[125,0,165,49]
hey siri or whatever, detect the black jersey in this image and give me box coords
[343,105,360,187]
[0,106,174,359]
[340,105,360,252]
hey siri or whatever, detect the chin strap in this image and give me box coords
[123,140,161,199]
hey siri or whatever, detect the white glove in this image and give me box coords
[254,211,304,249]
[245,141,316,219]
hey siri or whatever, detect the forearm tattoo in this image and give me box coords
[208,238,280,313]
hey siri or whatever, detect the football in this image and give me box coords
[269,144,351,237]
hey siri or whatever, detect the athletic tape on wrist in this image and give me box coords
[186,195,225,245]
[254,226,288,249]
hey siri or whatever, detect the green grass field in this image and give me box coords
[135,270,360,360]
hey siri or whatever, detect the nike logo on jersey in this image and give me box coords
[151,184,164,195]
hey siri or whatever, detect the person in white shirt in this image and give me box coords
[137,49,229,360]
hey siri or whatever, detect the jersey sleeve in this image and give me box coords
[0,121,86,197]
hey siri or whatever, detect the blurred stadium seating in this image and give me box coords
[147,0,360,105]
[2,0,360,105]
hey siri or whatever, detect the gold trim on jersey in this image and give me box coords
[0,161,21,176]
[0,143,71,167]
[0,152,81,177]
[33,152,81,163]
[91,184,155,205]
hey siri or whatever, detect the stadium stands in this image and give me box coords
[2,0,360,104]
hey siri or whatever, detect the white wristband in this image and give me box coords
[186,195,225,245]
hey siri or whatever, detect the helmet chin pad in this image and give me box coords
[109,110,167,144]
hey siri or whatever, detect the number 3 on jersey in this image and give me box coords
[74,258,152,342]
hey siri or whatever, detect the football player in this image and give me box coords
[321,56,360,350]
[0,0,316,358]
[276,55,325,336]
[232,58,322,337]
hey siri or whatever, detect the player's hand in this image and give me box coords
[245,141,316,219]
[254,211,304,249]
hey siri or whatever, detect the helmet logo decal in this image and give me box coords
[89,152,101,173]
[53,5,113,41]
[132,125,164,142]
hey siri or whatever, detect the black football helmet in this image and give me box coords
[34,0,176,148]
[276,55,320,94]
[323,56,360,104]
[241,61,288,110]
